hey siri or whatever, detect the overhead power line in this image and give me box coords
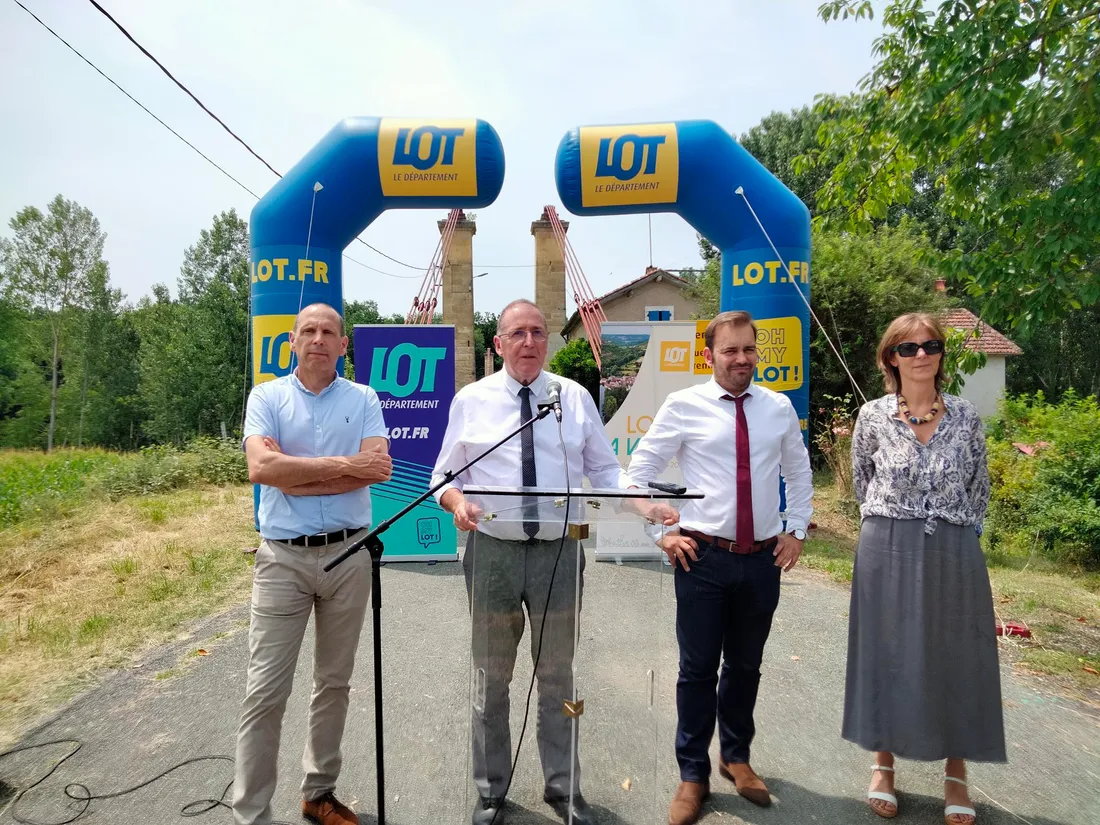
[82,0,429,270]
[10,0,432,280]
[17,2,619,279]
[85,0,281,179]
[11,0,260,199]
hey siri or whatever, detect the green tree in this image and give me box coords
[744,101,962,249]
[474,312,501,379]
[343,299,406,377]
[1007,304,1100,400]
[135,285,192,444]
[178,208,250,304]
[810,0,1100,332]
[0,297,20,423]
[0,196,106,450]
[0,290,48,447]
[549,338,600,407]
[684,236,721,319]
[740,102,839,215]
[809,222,952,415]
[89,307,142,448]
[344,299,383,379]
[181,211,251,437]
[53,262,140,448]
[0,271,33,428]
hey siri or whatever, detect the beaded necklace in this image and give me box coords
[897,392,940,424]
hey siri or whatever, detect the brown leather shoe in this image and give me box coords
[302,792,359,825]
[719,762,772,807]
[668,780,709,825]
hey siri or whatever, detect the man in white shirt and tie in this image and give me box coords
[627,310,813,825]
[432,299,676,825]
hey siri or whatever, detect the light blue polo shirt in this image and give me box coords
[243,372,388,540]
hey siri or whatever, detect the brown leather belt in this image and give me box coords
[680,528,777,555]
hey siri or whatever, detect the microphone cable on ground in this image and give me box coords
[0,740,248,825]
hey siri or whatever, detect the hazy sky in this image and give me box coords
[0,0,881,317]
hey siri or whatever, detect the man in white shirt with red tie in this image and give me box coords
[627,310,813,825]
[432,299,678,825]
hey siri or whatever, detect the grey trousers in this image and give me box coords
[463,532,584,801]
[232,532,371,825]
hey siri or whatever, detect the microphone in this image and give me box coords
[543,380,563,422]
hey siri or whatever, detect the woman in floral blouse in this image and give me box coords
[843,313,1005,825]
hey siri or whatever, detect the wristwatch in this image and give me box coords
[788,528,807,541]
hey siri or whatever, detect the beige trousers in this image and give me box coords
[232,532,370,825]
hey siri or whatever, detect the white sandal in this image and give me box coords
[944,775,977,824]
[867,765,898,818]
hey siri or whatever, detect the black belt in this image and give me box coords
[680,528,777,555]
[284,527,365,547]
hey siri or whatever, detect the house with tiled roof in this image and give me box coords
[559,269,1021,419]
[561,267,696,341]
[937,281,1023,418]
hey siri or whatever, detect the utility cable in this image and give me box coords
[82,0,448,272]
[10,0,259,199]
[735,185,869,405]
[10,0,424,282]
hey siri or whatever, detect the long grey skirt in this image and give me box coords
[842,516,1007,762]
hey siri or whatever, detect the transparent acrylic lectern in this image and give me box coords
[460,484,703,824]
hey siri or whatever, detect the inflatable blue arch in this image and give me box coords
[555,120,811,437]
[249,117,505,383]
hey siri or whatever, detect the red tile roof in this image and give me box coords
[940,308,1023,355]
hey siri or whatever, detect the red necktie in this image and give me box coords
[732,394,754,548]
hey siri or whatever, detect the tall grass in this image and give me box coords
[0,449,119,527]
[0,438,247,528]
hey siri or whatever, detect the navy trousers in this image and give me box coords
[673,538,781,782]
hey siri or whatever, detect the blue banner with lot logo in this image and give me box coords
[353,324,457,562]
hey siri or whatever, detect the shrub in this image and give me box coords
[813,393,856,497]
[96,444,194,499]
[185,436,249,485]
[985,391,1100,566]
[96,438,246,499]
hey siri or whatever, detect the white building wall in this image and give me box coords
[958,356,1006,420]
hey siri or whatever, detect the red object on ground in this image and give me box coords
[1011,441,1051,456]
[995,621,1031,638]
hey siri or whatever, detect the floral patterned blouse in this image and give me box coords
[851,393,991,535]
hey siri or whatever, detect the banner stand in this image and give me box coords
[353,324,458,563]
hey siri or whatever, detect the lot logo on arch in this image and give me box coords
[379,118,478,197]
[253,315,297,383]
[580,123,678,207]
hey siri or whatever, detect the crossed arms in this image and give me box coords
[244,435,392,496]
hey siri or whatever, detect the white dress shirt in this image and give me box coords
[627,379,813,541]
[432,369,632,541]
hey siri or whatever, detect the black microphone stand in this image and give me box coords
[322,402,554,825]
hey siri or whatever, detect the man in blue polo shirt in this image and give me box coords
[233,302,391,825]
